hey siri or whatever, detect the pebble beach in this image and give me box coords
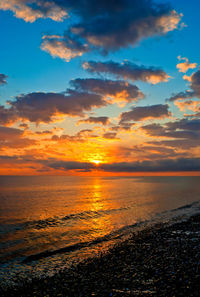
[1,213,200,297]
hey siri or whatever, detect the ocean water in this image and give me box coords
[0,175,200,285]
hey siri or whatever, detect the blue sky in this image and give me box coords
[0,0,199,175]
[0,0,199,104]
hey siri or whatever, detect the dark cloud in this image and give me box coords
[0,76,144,125]
[166,118,200,131]
[11,91,105,122]
[166,91,194,102]
[142,119,200,140]
[0,126,23,140]
[186,112,200,118]
[70,78,144,103]
[52,129,97,142]
[144,120,200,149]
[78,116,110,125]
[149,139,200,149]
[101,158,200,172]
[142,124,199,139]
[190,69,200,96]
[110,123,135,131]
[1,1,182,57]
[142,123,168,136]
[0,73,8,85]
[0,106,18,125]
[141,145,176,155]
[1,90,106,124]
[35,130,53,135]
[70,1,181,52]
[0,126,36,148]
[19,123,29,129]
[120,104,171,123]
[103,132,118,139]
[47,160,94,171]
[47,158,200,172]
[167,69,200,102]
[83,61,170,84]
[115,144,180,161]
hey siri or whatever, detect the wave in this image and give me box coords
[1,206,130,236]
[170,201,199,212]
[22,221,143,263]
[3,200,200,264]
[24,200,200,264]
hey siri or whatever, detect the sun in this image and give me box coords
[92,160,101,165]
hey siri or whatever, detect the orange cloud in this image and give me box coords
[41,35,89,62]
[174,100,200,112]
[177,56,197,73]
[0,0,67,22]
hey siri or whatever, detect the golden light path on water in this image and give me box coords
[86,178,112,238]
[0,176,200,284]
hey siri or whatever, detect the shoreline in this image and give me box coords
[1,213,200,296]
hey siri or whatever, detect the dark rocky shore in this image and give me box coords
[1,213,200,297]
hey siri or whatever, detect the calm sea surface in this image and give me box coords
[0,176,200,285]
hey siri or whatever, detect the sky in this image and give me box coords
[0,0,200,175]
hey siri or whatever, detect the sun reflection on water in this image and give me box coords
[86,178,112,239]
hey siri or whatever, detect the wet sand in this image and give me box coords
[1,213,200,296]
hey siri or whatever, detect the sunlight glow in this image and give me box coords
[92,160,101,165]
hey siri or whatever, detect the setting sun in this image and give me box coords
[92,160,101,165]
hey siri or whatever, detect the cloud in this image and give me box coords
[120,104,171,123]
[1,1,183,60]
[176,56,197,73]
[103,132,118,139]
[185,112,200,118]
[1,1,182,54]
[47,158,200,172]
[41,34,89,62]
[0,0,67,22]
[174,100,200,113]
[143,119,200,150]
[110,123,135,131]
[0,73,8,85]
[19,123,29,129]
[47,160,94,171]
[83,61,170,84]
[166,91,194,102]
[0,126,23,140]
[190,69,200,96]
[149,139,200,150]
[1,90,106,124]
[166,118,200,131]
[0,126,36,148]
[0,105,18,125]
[115,144,178,160]
[101,158,200,172]
[0,76,143,125]
[142,118,200,140]
[0,0,182,59]
[167,69,200,102]
[71,3,182,52]
[70,78,144,104]
[51,129,96,142]
[78,116,110,125]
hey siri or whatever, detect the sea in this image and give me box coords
[0,175,200,286]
